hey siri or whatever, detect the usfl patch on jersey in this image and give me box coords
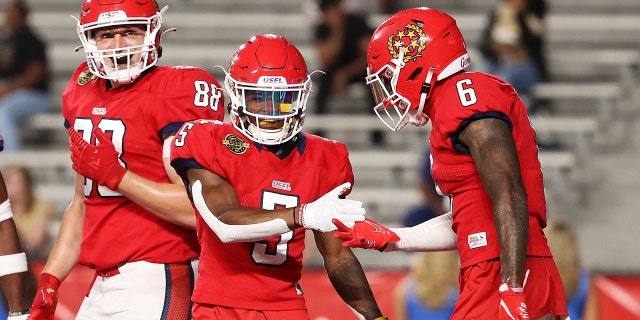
[222,134,250,154]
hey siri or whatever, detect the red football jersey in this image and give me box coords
[62,63,224,271]
[171,121,354,310]
[427,72,551,269]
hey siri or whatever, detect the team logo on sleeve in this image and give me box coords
[387,23,427,63]
[222,134,250,154]
[77,70,97,85]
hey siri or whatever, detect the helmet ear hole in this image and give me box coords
[408,67,423,81]
[366,7,468,130]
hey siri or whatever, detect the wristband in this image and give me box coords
[0,252,28,276]
[374,317,389,320]
[298,204,307,228]
[0,199,13,222]
[8,310,30,316]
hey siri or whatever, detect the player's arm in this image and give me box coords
[185,167,364,242]
[458,117,529,288]
[40,174,84,281]
[314,230,385,320]
[116,171,196,228]
[333,212,456,252]
[29,174,85,319]
[116,131,195,228]
[186,167,294,242]
[0,173,30,316]
[387,212,457,252]
[68,127,196,229]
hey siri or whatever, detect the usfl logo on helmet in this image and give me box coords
[387,23,427,63]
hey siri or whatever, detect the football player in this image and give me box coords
[28,1,224,319]
[333,7,569,320]
[0,134,31,320]
[170,34,387,320]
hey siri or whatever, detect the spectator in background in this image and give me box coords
[545,219,599,320]
[312,0,384,146]
[340,0,396,15]
[0,135,32,320]
[393,251,459,320]
[478,0,548,112]
[2,165,57,260]
[0,0,50,152]
[402,147,447,228]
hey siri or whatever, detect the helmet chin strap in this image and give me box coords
[411,67,435,126]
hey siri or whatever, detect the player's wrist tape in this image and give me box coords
[0,252,28,276]
[0,199,13,222]
[298,204,307,228]
[499,282,524,293]
[374,317,389,320]
[8,309,30,316]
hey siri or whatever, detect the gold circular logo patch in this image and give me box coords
[77,70,97,86]
[387,23,428,63]
[222,134,250,155]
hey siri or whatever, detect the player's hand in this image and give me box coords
[68,127,127,190]
[498,282,529,320]
[28,273,60,320]
[298,182,365,232]
[332,217,400,251]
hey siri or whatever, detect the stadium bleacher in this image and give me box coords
[4,0,640,295]
[2,0,639,318]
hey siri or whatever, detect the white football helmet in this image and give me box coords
[75,0,166,85]
[222,34,312,145]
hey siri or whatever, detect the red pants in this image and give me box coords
[452,257,568,319]
[192,303,311,320]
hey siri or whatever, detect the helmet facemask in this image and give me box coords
[76,6,166,85]
[366,50,430,132]
[225,74,311,145]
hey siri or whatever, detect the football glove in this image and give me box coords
[332,217,400,251]
[68,127,127,190]
[28,273,60,320]
[498,282,529,320]
[298,182,365,232]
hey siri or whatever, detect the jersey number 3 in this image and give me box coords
[252,191,298,266]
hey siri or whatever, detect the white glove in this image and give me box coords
[298,182,365,232]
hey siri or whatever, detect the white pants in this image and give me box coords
[76,260,199,320]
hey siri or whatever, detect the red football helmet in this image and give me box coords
[223,34,312,145]
[366,7,470,131]
[76,0,165,84]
